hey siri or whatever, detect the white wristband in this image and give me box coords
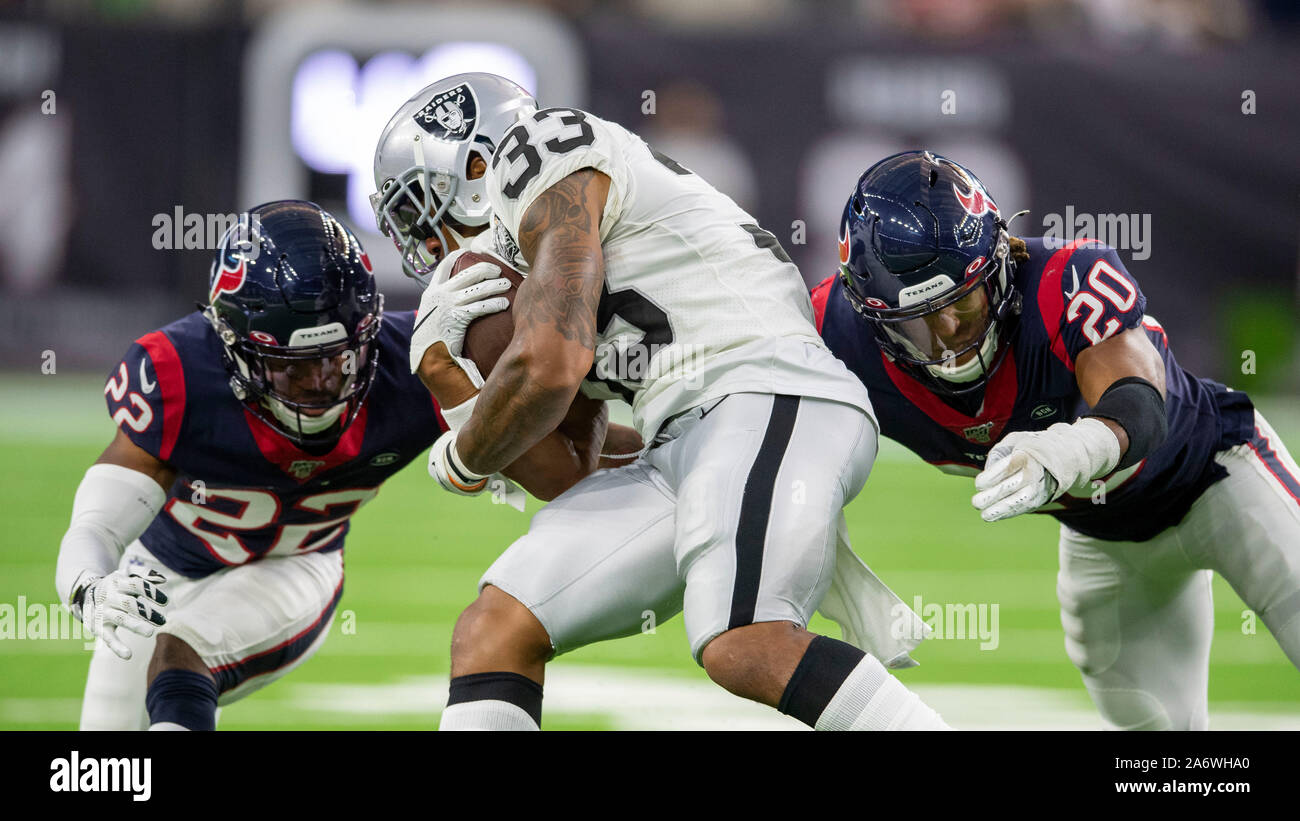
[429,433,490,495]
[447,436,489,485]
[56,464,166,608]
[440,392,479,432]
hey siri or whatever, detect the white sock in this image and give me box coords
[148,721,190,731]
[815,653,952,731]
[439,700,540,731]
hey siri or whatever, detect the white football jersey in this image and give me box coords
[485,106,874,439]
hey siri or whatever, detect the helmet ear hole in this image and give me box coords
[466,152,488,180]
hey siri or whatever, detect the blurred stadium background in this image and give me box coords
[1,0,1297,729]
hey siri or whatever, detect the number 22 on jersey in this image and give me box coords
[165,486,378,565]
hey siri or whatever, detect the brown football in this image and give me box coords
[451,251,524,377]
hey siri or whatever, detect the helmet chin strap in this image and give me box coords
[927,323,1000,383]
[268,363,359,438]
[263,396,347,436]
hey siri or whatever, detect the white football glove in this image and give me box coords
[972,419,1121,522]
[408,252,512,382]
[75,569,169,660]
[971,442,1058,522]
[427,432,529,510]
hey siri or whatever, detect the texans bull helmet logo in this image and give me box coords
[209,217,262,303]
[951,164,999,218]
[209,253,247,303]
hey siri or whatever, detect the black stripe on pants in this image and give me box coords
[728,394,800,629]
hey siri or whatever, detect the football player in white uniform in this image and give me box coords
[371,73,950,730]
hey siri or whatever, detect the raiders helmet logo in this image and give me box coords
[413,84,478,141]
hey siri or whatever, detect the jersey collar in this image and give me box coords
[879,347,1019,446]
[242,404,369,483]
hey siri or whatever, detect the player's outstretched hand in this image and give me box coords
[79,569,169,660]
[408,253,511,380]
[971,432,1059,522]
[972,420,1121,522]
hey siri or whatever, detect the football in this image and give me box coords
[451,251,524,376]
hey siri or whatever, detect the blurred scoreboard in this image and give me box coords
[238,3,587,292]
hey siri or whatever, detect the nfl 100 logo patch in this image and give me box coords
[963,421,995,444]
[289,459,326,480]
[412,84,478,141]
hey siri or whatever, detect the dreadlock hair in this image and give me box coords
[1007,235,1030,265]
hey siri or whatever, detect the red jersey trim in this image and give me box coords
[810,275,834,334]
[430,392,448,433]
[137,331,186,462]
[242,404,370,483]
[880,348,1020,444]
[1037,237,1104,372]
[1141,317,1169,348]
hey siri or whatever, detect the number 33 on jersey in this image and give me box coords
[485,107,874,439]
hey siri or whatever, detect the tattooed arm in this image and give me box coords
[455,169,610,476]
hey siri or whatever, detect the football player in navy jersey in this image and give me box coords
[814,151,1300,730]
[55,200,606,730]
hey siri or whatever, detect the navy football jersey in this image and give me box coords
[815,237,1256,542]
[103,310,446,577]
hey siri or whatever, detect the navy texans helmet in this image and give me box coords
[837,150,1023,397]
[203,200,383,445]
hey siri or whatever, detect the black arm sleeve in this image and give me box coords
[1085,376,1168,470]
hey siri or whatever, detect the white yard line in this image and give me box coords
[9,665,1282,731]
